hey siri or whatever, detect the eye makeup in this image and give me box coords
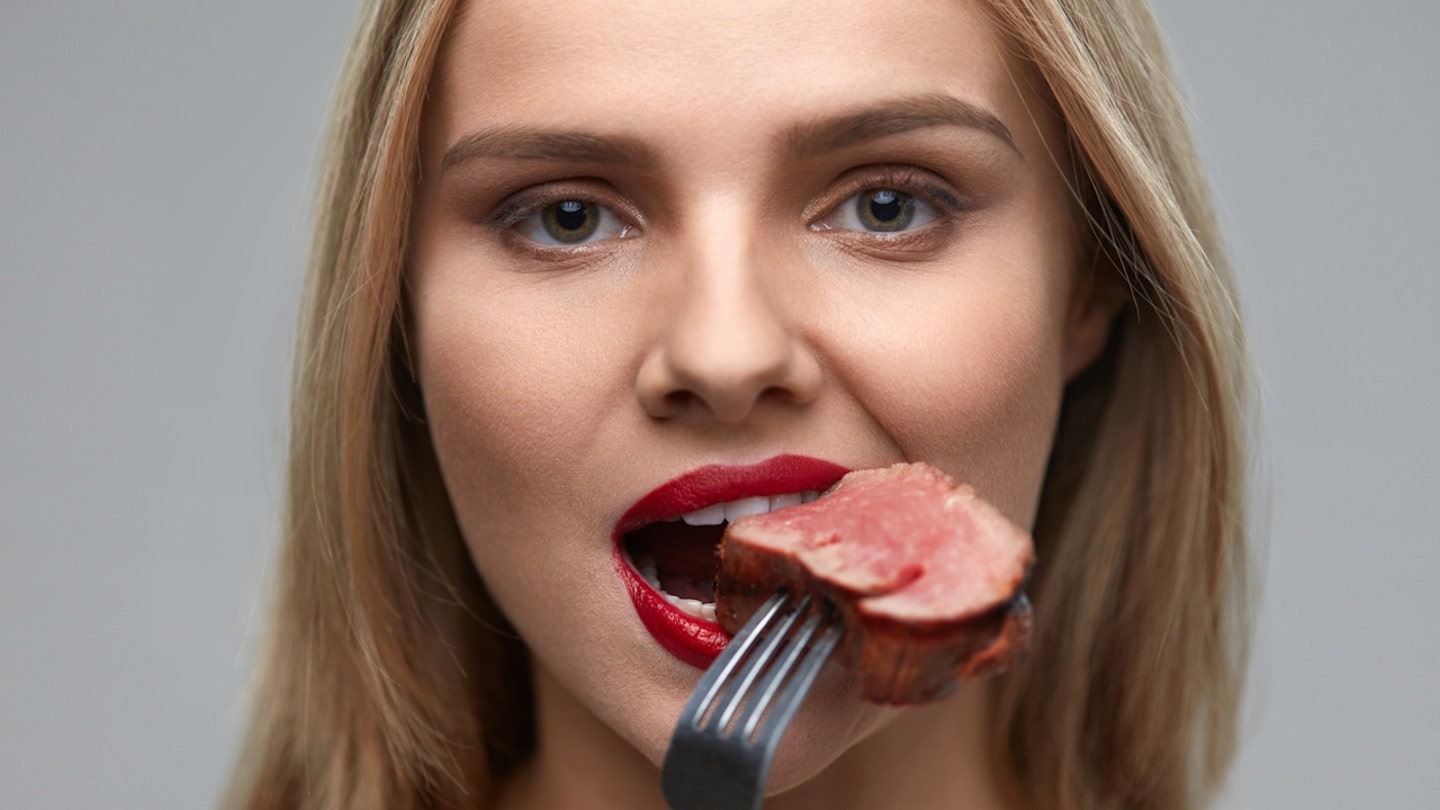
[462,154,989,268]
[805,164,973,260]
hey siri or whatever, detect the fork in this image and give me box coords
[660,591,843,810]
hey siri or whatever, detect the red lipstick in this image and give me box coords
[613,454,851,668]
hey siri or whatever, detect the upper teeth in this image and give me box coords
[676,490,820,526]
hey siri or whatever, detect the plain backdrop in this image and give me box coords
[2,2,1436,808]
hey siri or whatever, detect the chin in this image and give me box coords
[583,652,894,795]
[768,672,898,795]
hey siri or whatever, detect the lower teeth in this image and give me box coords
[636,552,717,622]
[667,594,717,621]
[637,552,660,585]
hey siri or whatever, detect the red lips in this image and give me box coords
[613,454,850,668]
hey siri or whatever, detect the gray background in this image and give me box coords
[1,1,1435,807]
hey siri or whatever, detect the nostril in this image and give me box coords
[661,390,701,416]
[653,383,806,422]
[664,391,693,409]
[758,384,796,405]
[634,319,822,422]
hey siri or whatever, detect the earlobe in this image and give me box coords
[1062,244,1131,382]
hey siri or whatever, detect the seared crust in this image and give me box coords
[715,462,1034,704]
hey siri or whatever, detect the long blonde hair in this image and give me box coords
[223,1,1252,808]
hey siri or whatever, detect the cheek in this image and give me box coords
[419,315,564,523]
[823,255,1071,528]
[408,271,626,601]
[413,270,634,511]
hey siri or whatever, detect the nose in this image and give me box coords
[635,231,821,424]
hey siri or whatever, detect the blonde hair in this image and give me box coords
[223,0,1252,808]
[984,2,1252,807]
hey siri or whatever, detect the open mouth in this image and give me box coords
[621,491,821,623]
[613,455,851,667]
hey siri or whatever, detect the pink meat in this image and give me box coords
[715,462,1034,704]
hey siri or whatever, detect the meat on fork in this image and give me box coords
[715,462,1034,705]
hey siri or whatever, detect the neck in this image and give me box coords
[497,662,1016,810]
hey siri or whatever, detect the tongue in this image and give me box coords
[626,521,722,602]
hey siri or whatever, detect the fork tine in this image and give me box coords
[661,590,841,810]
[681,591,791,729]
[710,594,813,732]
[749,615,841,756]
[736,604,833,740]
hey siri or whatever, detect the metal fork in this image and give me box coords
[661,591,843,810]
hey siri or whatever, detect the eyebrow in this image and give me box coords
[441,128,654,173]
[786,94,1021,160]
[440,94,1019,174]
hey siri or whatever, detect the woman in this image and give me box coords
[224,0,1252,807]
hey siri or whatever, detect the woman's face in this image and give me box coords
[410,0,1113,794]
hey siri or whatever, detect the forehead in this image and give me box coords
[425,0,1053,165]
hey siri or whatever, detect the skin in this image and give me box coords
[408,0,1123,806]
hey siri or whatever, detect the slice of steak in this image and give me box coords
[715,462,1034,705]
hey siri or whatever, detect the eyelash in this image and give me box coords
[487,166,964,254]
[817,164,961,233]
[486,184,629,233]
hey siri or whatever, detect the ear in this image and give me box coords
[1062,241,1131,382]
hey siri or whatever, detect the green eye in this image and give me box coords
[512,196,633,247]
[856,189,915,232]
[814,184,940,236]
[541,200,600,243]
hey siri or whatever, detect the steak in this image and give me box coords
[715,462,1034,704]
